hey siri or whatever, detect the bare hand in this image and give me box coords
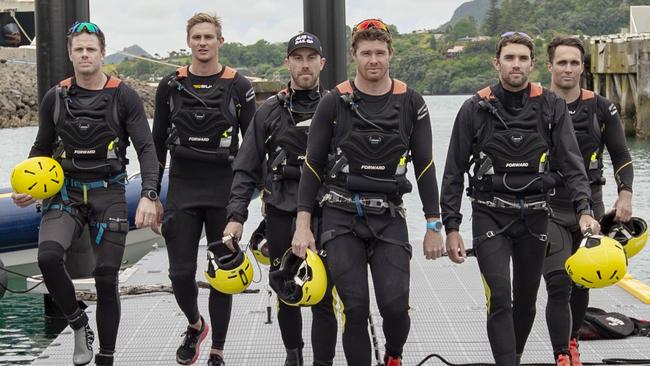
[445,230,466,264]
[613,190,632,223]
[11,192,35,208]
[223,221,244,251]
[291,211,315,258]
[423,230,444,259]
[135,198,160,234]
[579,214,600,234]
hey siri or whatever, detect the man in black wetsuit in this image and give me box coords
[11,22,160,366]
[152,12,256,366]
[224,32,337,366]
[441,32,600,366]
[292,19,444,366]
[543,36,634,366]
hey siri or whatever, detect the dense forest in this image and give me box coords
[111,0,646,94]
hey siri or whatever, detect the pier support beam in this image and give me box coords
[637,51,650,138]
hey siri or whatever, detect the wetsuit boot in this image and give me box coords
[384,354,402,366]
[69,312,94,366]
[94,352,114,366]
[516,353,522,366]
[284,347,304,366]
[555,354,571,366]
[313,361,333,366]
[207,354,225,366]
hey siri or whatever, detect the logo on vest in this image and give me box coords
[74,149,96,154]
[193,112,206,121]
[361,164,386,171]
[505,162,529,168]
[510,134,524,145]
[189,137,210,142]
[297,155,306,161]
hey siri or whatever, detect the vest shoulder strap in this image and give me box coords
[392,79,407,95]
[59,77,73,88]
[477,86,493,99]
[336,80,353,95]
[581,89,595,100]
[530,82,543,98]
[221,66,237,80]
[105,76,122,89]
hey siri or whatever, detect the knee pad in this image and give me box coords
[37,241,65,271]
[168,264,197,282]
[545,270,572,301]
[93,266,119,287]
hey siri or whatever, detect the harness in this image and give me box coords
[43,172,129,245]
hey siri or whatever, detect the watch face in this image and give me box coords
[144,190,158,200]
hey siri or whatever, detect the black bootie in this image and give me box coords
[284,347,304,366]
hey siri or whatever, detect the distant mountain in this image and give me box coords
[105,45,153,64]
[434,0,503,32]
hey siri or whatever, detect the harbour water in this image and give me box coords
[0,95,649,364]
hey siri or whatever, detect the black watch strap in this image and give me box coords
[141,189,158,201]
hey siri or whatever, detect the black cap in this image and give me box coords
[287,32,322,56]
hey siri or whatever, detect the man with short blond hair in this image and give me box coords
[152,11,256,366]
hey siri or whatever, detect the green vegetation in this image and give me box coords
[113,0,643,94]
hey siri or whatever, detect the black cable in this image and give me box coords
[415,354,650,366]
[0,266,45,294]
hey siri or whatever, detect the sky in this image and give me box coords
[90,0,469,56]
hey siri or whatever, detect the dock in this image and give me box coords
[32,244,650,365]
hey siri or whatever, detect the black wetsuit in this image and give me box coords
[298,80,440,365]
[227,85,337,364]
[30,76,159,356]
[441,83,592,366]
[543,90,633,356]
[152,66,256,351]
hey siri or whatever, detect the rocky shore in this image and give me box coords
[0,62,156,129]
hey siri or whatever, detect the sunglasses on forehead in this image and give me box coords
[500,31,531,39]
[353,18,390,34]
[68,21,102,36]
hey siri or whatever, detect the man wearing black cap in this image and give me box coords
[225,32,337,366]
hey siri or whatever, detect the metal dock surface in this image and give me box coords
[32,244,650,365]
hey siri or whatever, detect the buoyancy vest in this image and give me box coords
[166,66,239,163]
[550,89,604,185]
[53,76,126,178]
[326,80,413,196]
[266,87,321,181]
[469,84,556,196]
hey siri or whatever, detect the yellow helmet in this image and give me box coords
[249,220,270,266]
[204,240,254,294]
[10,157,64,200]
[600,211,648,258]
[269,249,327,306]
[565,234,627,288]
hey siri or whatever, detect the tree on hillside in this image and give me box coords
[446,16,478,41]
[481,0,500,36]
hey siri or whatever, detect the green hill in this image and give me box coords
[115,0,644,95]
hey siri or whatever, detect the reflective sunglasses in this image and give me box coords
[500,31,531,39]
[353,18,390,34]
[68,21,102,36]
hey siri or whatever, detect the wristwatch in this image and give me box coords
[141,189,159,201]
[426,220,443,232]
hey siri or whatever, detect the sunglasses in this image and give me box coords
[68,21,102,36]
[500,31,531,39]
[353,19,389,34]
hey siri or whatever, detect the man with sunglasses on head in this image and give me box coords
[224,32,337,366]
[152,12,256,366]
[292,19,443,366]
[542,36,633,366]
[441,32,600,366]
[11,21,161,366]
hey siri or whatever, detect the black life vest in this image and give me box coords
[266,87,321,181]
[326,80,413,195]
[550,89,604,185]
[469,84,554,196]
[167,66,239,164]
[53,76,126,178]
